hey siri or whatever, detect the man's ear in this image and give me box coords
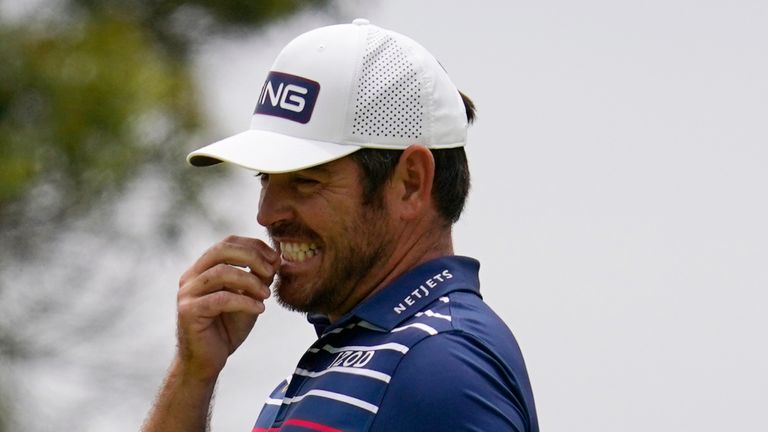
[388,145,435,220]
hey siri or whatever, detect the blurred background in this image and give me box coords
[1,1,766,431]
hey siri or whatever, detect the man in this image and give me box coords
[144,19,538,432]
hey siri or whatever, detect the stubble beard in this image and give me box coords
[272,205,392,316]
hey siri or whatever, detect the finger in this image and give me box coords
[181,290,266,320]
[228,235,281,268]
[182,236,279,285]
[181,263,271,301]
[216,235,280,276]
[196,291,266,318]
[204,236,279,280]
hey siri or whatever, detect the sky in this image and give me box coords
[105,1,768,431]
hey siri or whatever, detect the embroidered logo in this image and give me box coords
[254,71,320,124]
[393,269,453,314]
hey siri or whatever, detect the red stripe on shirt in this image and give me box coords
[252,419,342,432]
[284,419,342,432]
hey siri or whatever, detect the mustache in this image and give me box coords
[267,221,319,243]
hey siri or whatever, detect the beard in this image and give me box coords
[268,203,393,316]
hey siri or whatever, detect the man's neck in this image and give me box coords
[326,224,453,322]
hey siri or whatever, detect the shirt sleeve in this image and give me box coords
[369,331,531,432]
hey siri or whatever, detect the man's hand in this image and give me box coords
[176,235,280,380]
[142,235,280,432]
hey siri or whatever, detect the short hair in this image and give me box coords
[350,92,475,225]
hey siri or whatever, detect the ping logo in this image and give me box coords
[254,71,320,124]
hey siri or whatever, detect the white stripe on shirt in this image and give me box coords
[309,342,409,354]
[294,366,391,383]
[283,389,379,414]
[264,397,283,406]
[357,321,385,332]
[326,323,357,335]
[415,310,452,321]
[324,321,384,336]
[391,322,438,336]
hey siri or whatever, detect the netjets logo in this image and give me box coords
[254,71,320,124]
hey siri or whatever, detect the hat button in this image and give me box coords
[352,18,370,26]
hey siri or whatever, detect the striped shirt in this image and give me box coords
[252,256,538,432]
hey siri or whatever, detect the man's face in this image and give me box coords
[257,157,393,317]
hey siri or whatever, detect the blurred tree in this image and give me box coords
[0,12,201,256]
[0,1,329,431]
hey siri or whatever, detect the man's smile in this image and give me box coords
[280,241,320,263]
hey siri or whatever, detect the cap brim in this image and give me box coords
[187,129,362,174]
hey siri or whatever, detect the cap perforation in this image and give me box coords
[351,28,424,140]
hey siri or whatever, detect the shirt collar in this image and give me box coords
[310,256,480,335]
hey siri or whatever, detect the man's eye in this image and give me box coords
[255,173,269,184]
[294,177,319,185]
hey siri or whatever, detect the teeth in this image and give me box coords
[280,242,319,262]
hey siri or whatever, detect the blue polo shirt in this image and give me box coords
[252,256,539,432]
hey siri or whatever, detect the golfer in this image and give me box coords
[144,19,538,432]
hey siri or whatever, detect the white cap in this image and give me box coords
[187,18,467,173]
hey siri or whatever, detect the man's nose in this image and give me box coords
[257,180,293,227]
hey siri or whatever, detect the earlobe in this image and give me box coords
[391,145,435,219]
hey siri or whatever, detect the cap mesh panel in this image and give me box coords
[351,28,423,140]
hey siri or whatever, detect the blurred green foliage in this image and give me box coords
[0,0,326,251]
[0,1,328,430]
[0,13,199,228]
